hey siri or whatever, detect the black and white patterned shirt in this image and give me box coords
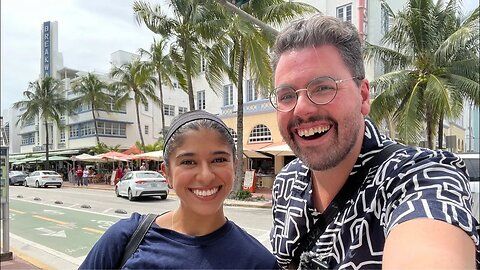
[270,118,479,269]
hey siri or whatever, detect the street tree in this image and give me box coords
[212,0,317,195]
[133,0,227,111]
[110,59,159,149]
[14,77,73,167]
[364,0,479,148]
[139,38,179,138]
[71,73,112,145]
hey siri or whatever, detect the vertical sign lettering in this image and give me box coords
[43,21,51,77]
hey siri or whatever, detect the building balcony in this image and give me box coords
[221,99,275,116]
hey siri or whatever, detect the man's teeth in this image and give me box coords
[298,126,330,137]
[192,187,219,197]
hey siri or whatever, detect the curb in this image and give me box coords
[10,247,55,270]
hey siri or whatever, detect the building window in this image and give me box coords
[200,56,207,73]
[381,4,393,34]
[246,79,257,102]
[223,84,234,106]
[69,125,79,138]
[70,121,126,138]
[164,104,175,116]
[228,128,238,144]
[59,128,65,143]
[105,97,126,112]
[178,107,188,115]
[21,132,35,145]
[248,124,272,143]
[145,125,149,135]
[144,102,149,112]
[336,4,352,23]
[197,91,206,110]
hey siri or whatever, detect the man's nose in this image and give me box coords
[293,90,317,115]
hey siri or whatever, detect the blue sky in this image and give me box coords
[1,0,478,113]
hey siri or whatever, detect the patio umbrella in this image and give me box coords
[71,153,105,162]
[122,145,144,155]
[129,150,164,161]
[96,151,131,162]
[258,143,295,156]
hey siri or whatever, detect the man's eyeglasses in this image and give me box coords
[269,76,359,112]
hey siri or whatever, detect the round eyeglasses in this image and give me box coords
[269,76,359,112]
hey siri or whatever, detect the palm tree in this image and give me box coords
[364,0,479,148]
[110,59,159,148]
[214,0,318,195]
[133,0,227,111]
[14,77,73,167]
[71,73,112,144]
[139,38,177,138]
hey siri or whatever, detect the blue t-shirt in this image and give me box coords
[80,212,278,269]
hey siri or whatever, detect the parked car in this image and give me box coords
[457,153,479,219]
[115,170,168,201]
[24,170,63,188]
[9,171,28,185]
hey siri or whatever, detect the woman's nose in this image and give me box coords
[196,162,215,182]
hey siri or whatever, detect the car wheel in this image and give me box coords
[128,189,134,201]
[160,195,167,200]
[57,185,62,188]
[24,181,28,187]
[115,187,120,197]
[35,181,40,188]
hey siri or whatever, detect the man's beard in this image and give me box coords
[281,113,362,171]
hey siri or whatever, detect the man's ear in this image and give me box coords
[359,79,371,116]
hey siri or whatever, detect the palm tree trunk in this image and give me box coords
[92,105,100,145]
[426,110,435,149]
[157,71,166,138]
[183,43,195,111]
[135,101,145,148]
[232,42,246,197]
[44,120,50,169]
[437,113,444,149]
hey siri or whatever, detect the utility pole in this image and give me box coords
[0,116,13,261]
[214,0,279,37]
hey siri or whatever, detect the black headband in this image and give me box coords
[163,110,231,152]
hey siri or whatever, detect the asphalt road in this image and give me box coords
[6,185,273,268]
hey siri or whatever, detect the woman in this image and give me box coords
[80,110,278,269]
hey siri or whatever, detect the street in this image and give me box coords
[6,185,274,268]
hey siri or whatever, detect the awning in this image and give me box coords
[129,151,164,161]
[242,143,273,159]
[258,142,295,156]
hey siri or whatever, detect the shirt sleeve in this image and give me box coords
[384,151,479,245]
[79,213,143,269]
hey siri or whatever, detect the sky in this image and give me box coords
[1,0,478,113]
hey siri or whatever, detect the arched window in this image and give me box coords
[248,124,272,143]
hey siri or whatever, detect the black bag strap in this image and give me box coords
[118,213,158,269]
[290,143,405,269]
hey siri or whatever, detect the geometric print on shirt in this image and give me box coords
[270,118,480,269]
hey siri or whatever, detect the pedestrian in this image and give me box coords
[268,14,479,269]
[115,164,123,185]
[124,164,131,174]
[80,110,279,269]
[139,162,147,171]
[75,165,83,187]
[82,166,90,187]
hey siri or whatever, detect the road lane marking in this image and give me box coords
[82,227,105,234]
[10,209,25,214]
[10,246,55,270]
[33,215,68,225]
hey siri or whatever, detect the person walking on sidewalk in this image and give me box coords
[82,166,89,187]
[75,165,83,187]
[268,14,478,269]
[80,110,278,269]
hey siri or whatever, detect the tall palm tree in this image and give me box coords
[133,0,227,111]
[364,0,479,148]
[213,0,318,194]
[14,77,73,167]
[71,73,112,144]
[139,38,177,138]
[110,59,159,148]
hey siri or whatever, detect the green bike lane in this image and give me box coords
[9,198,122,260]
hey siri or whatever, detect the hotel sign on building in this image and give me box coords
[42,21,51,77]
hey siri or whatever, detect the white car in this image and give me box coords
[457,153,479,219]
[115,170,169,201]
[24,170,63,188]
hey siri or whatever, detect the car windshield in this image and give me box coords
[42,171,60,176]
[136,172,163,179]
[10,171,25,176]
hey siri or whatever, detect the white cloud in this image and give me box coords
[1,0,157,111]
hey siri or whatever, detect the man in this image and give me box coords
[269,14,479,269]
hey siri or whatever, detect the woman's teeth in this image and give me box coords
[297,126,330,137]
[191,187,219,197]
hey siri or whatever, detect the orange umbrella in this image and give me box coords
[122,145,144,155]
